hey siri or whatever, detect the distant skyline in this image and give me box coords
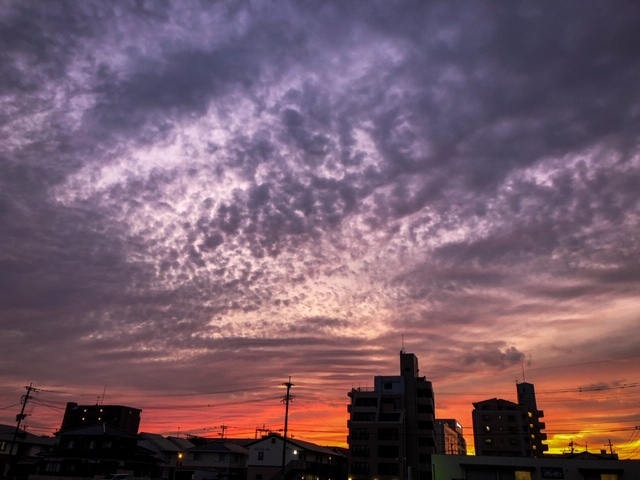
[1,1,639,458]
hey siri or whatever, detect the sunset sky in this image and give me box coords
[1,1,639,458]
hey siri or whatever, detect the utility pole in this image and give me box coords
[255,424,269,439]
[280,377,294,480]
[7,384,36,478]
[605,439,614,455]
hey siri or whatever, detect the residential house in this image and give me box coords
[179,440,248,480]
[246,433,346,480]
[138,432,194,480]
[0,424,56,478]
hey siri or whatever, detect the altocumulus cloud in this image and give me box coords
[1,1,639,438]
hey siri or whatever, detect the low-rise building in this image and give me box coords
[138,432,194,480]
[0,424,56,478]
[246,433,346,480]
[179,440,248,480]
[431,452,640,480]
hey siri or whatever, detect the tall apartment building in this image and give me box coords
[347,352,436,480]
[472,382,548,457]
[516,382,547,455]
[59,402,142,434]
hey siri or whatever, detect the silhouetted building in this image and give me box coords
[347,351,437,480]
[38,423,159,478]
[181,440,249,480]
[60,402,141,434]
[138,432,194,480]
[435,419,467,455]
[516,382,547,456]
[0,424,56,478]
[432,453,640,480]
[472,382,547,457]
[245,433,346,480]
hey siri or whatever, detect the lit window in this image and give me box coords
[485,426,491,431]
[515,471,531,480]
[484,438,492,444]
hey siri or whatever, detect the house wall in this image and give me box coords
[431,454,640,480]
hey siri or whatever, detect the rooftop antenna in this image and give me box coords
[401,334,406,353]
[521,361,526,383]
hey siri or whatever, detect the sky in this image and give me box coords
[1,0,640,458]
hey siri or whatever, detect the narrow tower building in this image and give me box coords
[347,352,436,480]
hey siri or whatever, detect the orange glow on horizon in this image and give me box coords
[3,357,638,459]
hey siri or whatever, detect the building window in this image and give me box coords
[378,428,399,440]
[484,438,492,444]
[515,472,531,480]
[192,453,202,461]
[0,442,7,452]
[353,412,376,421]
[377,462,400,475]
[45,463,61,473]
[482,414,491,421]
[377,445,399,458]
[258,451,264,461]
[351,462,370,474]
[380,412,401,422]
[351,445,369,457]
[417,388,432,397]
[351,428,369,440]
[354,398,377,407]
